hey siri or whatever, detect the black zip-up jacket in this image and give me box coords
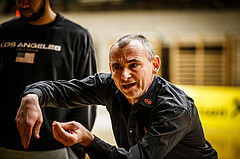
[23,73,218,159]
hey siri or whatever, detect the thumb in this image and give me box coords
[33,117,43,139]
[54,121,78,130]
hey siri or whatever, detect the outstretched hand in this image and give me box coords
[15,94,43,149]
[52,121,94,147]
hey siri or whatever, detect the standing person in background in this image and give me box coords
[0,0,97,158]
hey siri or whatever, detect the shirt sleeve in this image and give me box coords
[84,136,143,159]
[22,73,110,108]
[84,106,191,159]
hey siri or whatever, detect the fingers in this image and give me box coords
[33,116,43,139]
[52,121,77,146]
[55,121,78,130]
[53,121,69,137]
[15,114,35,149]
[52,122,64,143]
[15,94,42,149]
[16,118,42,149]
[22,124,34,149]
[52,121,94,147]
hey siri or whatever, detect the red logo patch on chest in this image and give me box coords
[144,99,152,105]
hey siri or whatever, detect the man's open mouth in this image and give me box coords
[122,83,136,89]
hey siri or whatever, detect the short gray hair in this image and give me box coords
[110,34,155,61]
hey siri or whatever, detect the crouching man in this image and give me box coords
[16,34,218,159]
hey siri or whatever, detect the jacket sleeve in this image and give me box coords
[84,136,144,159]
[84,106,191,159]
[22,73,110,108]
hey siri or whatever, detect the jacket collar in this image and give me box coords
[137,75,159,108]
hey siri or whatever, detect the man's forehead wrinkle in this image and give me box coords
[110,40,145,65]
[111,51,140,62]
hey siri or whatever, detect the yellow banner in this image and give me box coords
[178,85,240,159]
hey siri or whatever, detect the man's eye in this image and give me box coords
[130,63,138,69]
[113,66,122,71]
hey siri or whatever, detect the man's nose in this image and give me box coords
[18,0,29,8]
[121,68,131,80]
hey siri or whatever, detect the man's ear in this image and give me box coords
[152,55,161,74]
[109,63,112,72]
[109,63,114,79]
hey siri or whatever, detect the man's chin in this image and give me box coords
[20,13,41,22]
[123,92,141,101]
[19,0,45,22]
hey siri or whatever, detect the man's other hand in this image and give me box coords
[15,94,43,149]
[52,121,94,147]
